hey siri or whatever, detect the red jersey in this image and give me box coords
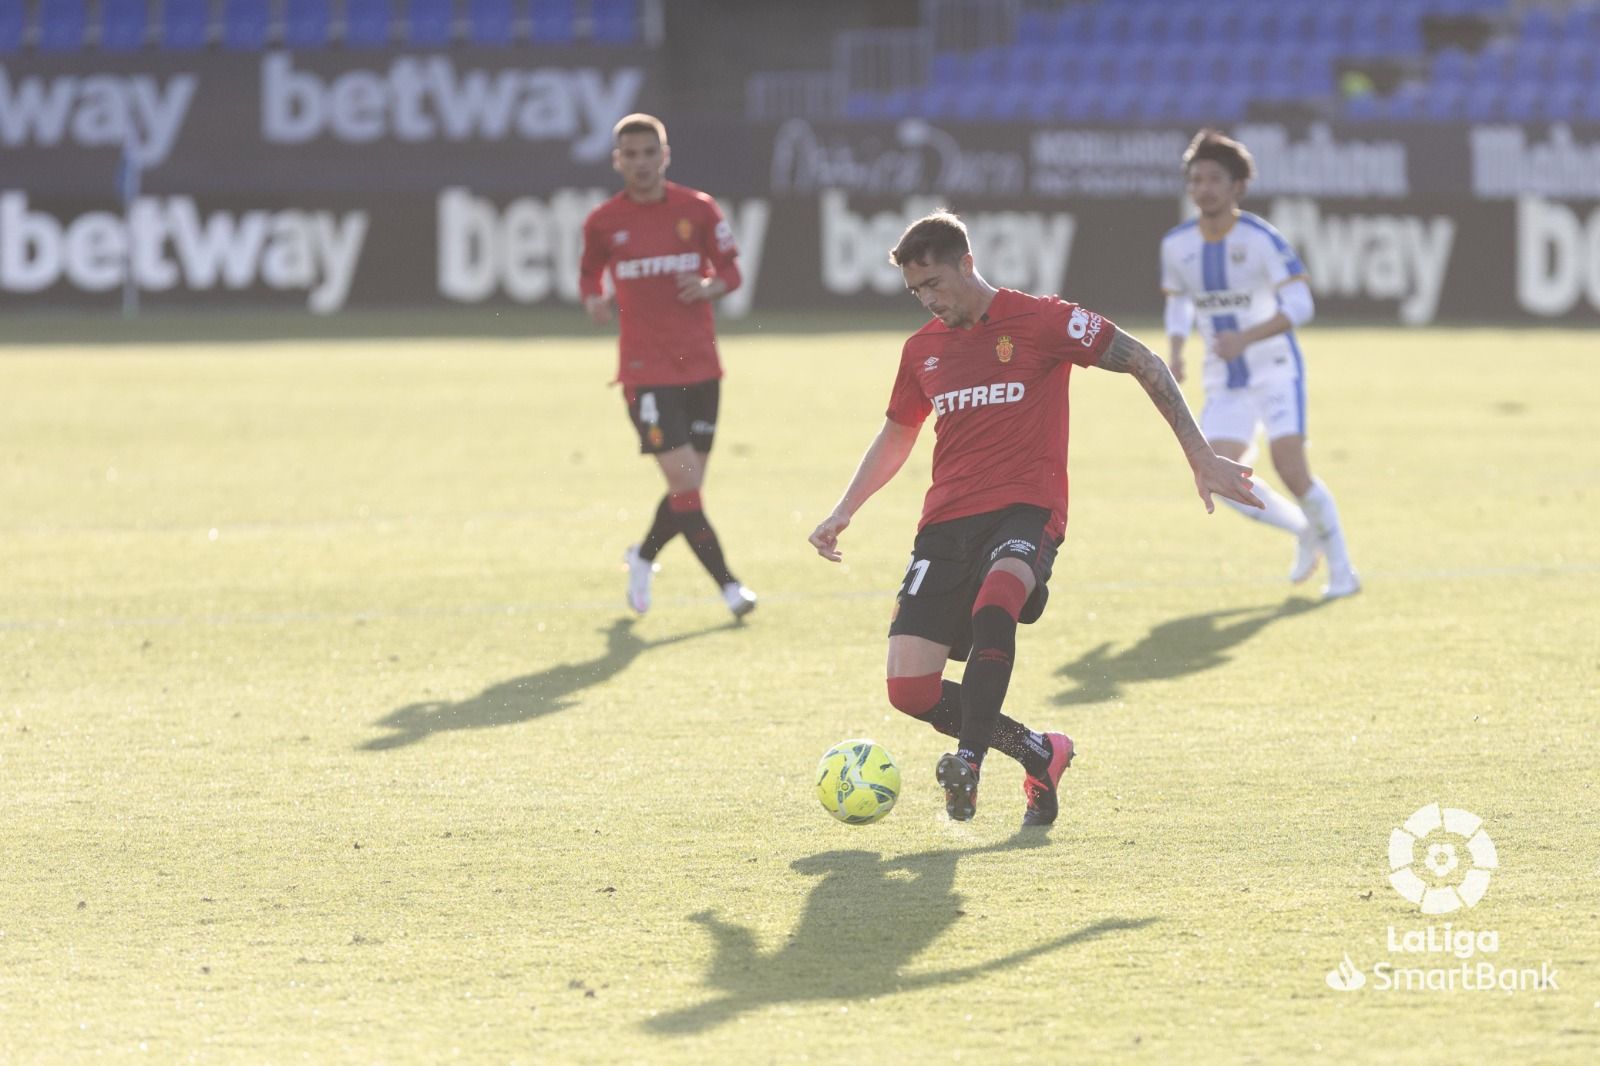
[885,289,1116,539]
[579,181,742,387]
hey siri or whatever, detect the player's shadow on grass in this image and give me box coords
[645,832,1156,1035]
[360,617,733,751]
[1052,598,1326,707]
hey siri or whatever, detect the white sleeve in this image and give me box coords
[1159,236,1186,295]
[1164,293,1195,338]
[1278,278,1314,328]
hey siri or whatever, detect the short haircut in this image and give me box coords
[613,113,667,145]
[889,211,970,267]
[1182,128,1256,182]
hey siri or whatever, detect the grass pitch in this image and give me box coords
[1,321,1596,1063]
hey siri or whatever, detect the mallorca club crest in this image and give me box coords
[647,425,664,448]
[996,335,1014,363]
[676,218,693,242]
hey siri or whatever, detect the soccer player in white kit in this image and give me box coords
[1161,129,1360,599]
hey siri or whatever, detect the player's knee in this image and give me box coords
[886,673,942,717]
[667,489,703,513]
[973,569,1029,621]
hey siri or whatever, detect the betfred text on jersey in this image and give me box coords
[613,253,701,280]
[260,52,644,163]
[932,381,1025,416]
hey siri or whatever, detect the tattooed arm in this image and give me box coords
[1096,327,1263,514]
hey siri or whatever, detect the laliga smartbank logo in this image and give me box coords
[1388,803,1496,913]
[1324,804,1559,995]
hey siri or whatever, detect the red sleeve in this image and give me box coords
[579,212,609,300]
[885,343,932,427]
[1035,295,1115,368]
[701,196,741,291]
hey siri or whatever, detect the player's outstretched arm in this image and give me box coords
[1096,327,1263,514]
[809,418,920,562]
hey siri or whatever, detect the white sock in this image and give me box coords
[1222,476,1309,536]
[1298,477,1353,574]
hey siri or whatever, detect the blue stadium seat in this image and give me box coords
[161,0,208,49]
[1344,93,1385,122]
[408,0,454,44]
[1582,92,1600,122]
[284,0,332,49]
[1561,5,1600,41]
[1422,81,1465,121]
[468,0,514,44]
[101,0,149,51]
[1553,41,1595,83]
[1088,5,1133,45]
[1462,83,1504,121]
[346,0,393,47]
[1015,10,1049,45]
[591,0,636,43]
[39,0,88,52]
[529,0,574,42]
[0,1,23,54]
[1433,47,1471,84]
[1520,7,1558,42]
[1503,82,1544,121]
[1384,83,1428,121]
[223,0,271,50]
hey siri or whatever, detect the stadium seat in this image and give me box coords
[0,2,23,54]
[591,0,636,43]
[1433,47,1471,84]
[346,0,393,47]
[529,0,575,43]
[469,0,515,44]
[100,0,149,52]
[222,0,271,50]
[1519,7,1558,43]
[39,0,88,52]
[161,0,209,49]
[408,0,455,44]
[1344,92,1385,121]
[284,0,332,49]
[1462,83,1504,121]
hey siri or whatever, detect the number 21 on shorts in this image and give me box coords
[902,557,930,596]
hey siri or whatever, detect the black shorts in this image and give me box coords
[887,504,1060,662]
[623,380,720,455]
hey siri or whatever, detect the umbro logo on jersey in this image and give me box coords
[923,356,939,371]
[932,381,1024,417]
[612,230,629,245]
[1231,247,1247,263]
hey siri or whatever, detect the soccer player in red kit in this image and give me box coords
[809,212,1261,826]
[580,112,756,619]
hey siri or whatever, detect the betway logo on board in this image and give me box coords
[260,52,642,162]
[0,66,197,167]
[0,192,366,312]
[435,188,770,316]
[1268,198,1454,325]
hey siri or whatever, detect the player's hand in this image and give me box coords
[676,274,709,303]
[1168,354,1186,383]
[1213,331,1247,360]
[1191,452,1262,514]
[584,294,614,325]
[808,512,851,562]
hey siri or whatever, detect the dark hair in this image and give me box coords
[889,210,970,267]
[613,112,667,145]
[1182,128,1256,182]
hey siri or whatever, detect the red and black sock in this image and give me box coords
[956,571,1029,769]
[638,494,679,562]
[669,490,737,588]
[886,673,1050,777]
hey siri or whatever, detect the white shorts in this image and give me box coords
[1200,376,1306,444]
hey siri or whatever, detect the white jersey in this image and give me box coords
[1161,211,1308,392]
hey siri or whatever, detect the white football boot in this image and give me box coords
[1289,527,1323,584]
[721,581,757,619]
[1322,569,1362,600]
[623,545,658,614]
